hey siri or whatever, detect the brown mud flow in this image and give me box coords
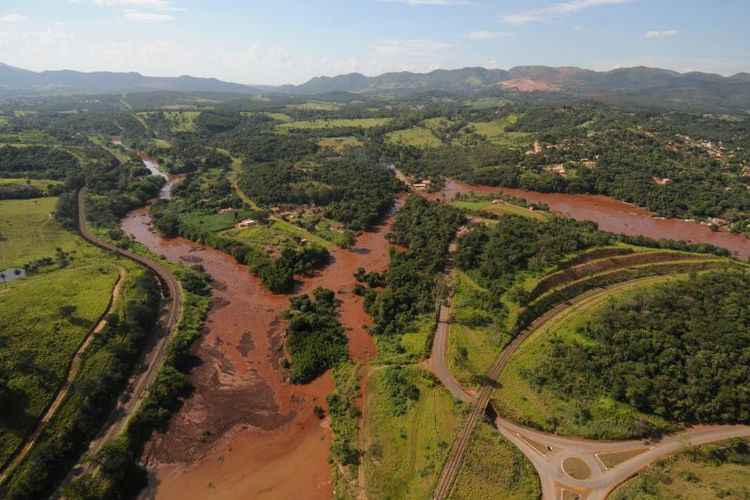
[122,203,394,500]
[437,180,750,260]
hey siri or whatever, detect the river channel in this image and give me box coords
[123,158,394,500]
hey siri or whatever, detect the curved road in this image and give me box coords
[74,187,183,469]
[430,272,750,500]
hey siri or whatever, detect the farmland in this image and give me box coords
[277,117,392,131]
[385,127,442,148]
[319,136,363,152]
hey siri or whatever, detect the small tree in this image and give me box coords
[60,304,77,319]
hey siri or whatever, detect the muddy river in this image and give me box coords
[122,161,395,499]
[124,162,749,499]
[439,180,750,260]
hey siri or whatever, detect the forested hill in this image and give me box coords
[289,66,750,112]
[3,62,750,112]
[0,63,263,96]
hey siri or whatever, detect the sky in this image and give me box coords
[0,0,748,85]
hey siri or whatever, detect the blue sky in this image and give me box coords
[0,0,748,85]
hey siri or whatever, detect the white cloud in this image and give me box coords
[644,30,678,39]
[92,0,185,13]
[466,31,510,40]
[0,13,27,23]
[373,39,452,58]
[378,0,472,6]
[95,0,172,9]
[124,10,175,22]
[502,0,633,25]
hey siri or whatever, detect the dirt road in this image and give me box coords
[0,267,126,485]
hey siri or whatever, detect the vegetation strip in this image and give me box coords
[73,188,182,466]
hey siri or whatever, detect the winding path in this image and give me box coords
[430,273,750,500]
[0,267,126,485]
[74,187,183,468]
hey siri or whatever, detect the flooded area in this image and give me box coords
[123,157,395,499]
[439,180,750,260]
[0,267,26,284]
[120,158,750,500]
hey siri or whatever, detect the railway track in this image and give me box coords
[432,285,624,500]
[74,187,183,462]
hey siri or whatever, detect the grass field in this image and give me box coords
[460,114,532,147]
[0,129,58,145]
[286,101,341,111]
[240,112,292,122]
[451,198,547,221]
[163,111,200,132]
[421,117,454,132]
[89,135,131,163]
[447,271,508,388]
[225,154,343,248]
[364,366,465,500]
[376,314,435,365]
[0,198,86,269]
[277,117,392,132]
[493,275,680,440]
[221,218,332,253]
[318,136,363,153]
[179,209,256,234]
[611,439,750,500]
[385,127,443,148]
[152,138,172,149]
[0,262,121,465]
[450,421,541,500]
[0,197,126,466]
[465,97,512,110]
[264,112,292,122]
[0,178,62,190]
[271,219,334,248]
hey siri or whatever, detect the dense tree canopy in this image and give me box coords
[457,215,611,288]
[285,288,348,384]
[239,149,402,231]
[528,270,750,424]
[370,196,465,335]
[0,146,80,179]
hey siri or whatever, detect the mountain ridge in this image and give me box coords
[1,62,749,112]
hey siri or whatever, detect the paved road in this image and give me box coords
[495,417,750,500]
[427,298,474,405]
[429,272,750,500]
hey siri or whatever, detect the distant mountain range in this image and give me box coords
[0,63,263,95]
[2,63,749,112]
[283,66,750,111]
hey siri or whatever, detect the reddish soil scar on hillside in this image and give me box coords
[500,79,560,92]
[124,203,394,500]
